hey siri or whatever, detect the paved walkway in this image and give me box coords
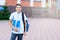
[0,18,60,40]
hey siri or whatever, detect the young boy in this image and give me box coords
[9,4,27,40]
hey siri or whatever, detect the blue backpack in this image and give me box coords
[22,13,29,32]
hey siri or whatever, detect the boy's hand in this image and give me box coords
[13,27,18,32]
[23,32,27,36]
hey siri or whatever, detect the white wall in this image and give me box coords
[41,0,46,7]
[17,0,21,4]
[0,0,5,5]
[30,0,34,7]
[48,0,52,8]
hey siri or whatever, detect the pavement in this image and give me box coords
[0,18,60,40]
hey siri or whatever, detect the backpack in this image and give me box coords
[22,13,29,32]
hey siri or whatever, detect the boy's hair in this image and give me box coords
[16,4,22,7]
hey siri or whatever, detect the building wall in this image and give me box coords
[5,0,42,17]
[5,0,57,18]
[6,0,16,6]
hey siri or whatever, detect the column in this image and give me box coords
[48,0,52,8]
[30,0,34,7]
[41,0,46,7]
[17,0,21,4]
[0,0,5,5]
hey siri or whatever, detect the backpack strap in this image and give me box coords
[22,12,25,32]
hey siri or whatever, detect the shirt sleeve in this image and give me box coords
[9,13,14,20]
[24,14,27,21]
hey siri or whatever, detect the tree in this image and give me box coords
[0,6,10,20]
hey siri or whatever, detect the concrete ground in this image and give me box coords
[0,18,60,40]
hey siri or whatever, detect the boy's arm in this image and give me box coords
[24,20,26,32]
[9,20,18,32]
[9,20,13,28]
[24,20,27,36]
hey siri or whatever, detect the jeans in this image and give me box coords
[10,33,23,40]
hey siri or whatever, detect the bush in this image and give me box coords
[0,6,11,20]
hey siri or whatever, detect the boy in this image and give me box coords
[9,4,27,40]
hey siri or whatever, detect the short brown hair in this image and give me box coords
[16,4,22,7]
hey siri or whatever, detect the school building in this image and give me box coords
[0,0,57,18]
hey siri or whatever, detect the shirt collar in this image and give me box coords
[16,11,22,14]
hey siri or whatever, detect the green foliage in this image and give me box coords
[0,6,11,20]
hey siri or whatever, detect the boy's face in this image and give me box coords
[16,5,22,13]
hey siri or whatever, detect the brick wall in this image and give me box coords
[6,0,16,6]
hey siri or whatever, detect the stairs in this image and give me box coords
[31,7,57,18]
